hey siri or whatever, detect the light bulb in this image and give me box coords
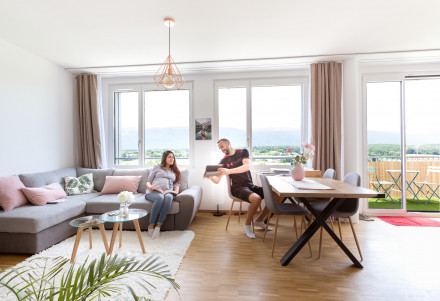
[163,74,175,88]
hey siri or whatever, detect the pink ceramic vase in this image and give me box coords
[291,162,305,181]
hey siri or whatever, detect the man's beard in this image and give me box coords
[224,149,230,155]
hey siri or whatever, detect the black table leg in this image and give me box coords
[280,198,363,268]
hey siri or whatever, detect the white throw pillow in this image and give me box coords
[64,173,95,196]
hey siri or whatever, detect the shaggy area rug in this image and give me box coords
[0,230,194,300]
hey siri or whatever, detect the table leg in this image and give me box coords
[98,224,109,254]
[71,227,85,263]
[133,219,146,254]
[109,223,120,254]
[307,198,363,268]
[280,198,363,268]
[89,227,93,249]
[119,222,123,248]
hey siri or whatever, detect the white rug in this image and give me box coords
[0,230,194,301]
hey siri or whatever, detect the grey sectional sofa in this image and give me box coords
[0,167,202,254]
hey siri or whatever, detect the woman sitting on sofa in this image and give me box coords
[145,150,181,239]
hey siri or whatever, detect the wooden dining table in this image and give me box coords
[267,176,385,268]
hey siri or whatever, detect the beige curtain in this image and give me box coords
[310,62,342,179]
[76,74,102,169]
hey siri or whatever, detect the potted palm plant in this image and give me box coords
[0,252,179,300]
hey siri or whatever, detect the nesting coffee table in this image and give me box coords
[69,216,109,263]
[101,209,148,254]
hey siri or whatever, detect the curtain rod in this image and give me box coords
[65,48,440,71]
[405,75,440,79]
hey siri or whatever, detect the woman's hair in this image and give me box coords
[160,150,181,183]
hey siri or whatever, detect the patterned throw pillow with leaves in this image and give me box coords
[64,173,95,196]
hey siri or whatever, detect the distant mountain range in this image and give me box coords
[120,127,434,149]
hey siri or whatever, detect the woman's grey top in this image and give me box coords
[146,165,180,194]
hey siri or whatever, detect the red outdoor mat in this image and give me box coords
[378,216,440,227]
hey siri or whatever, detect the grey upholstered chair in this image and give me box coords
[311,172,363,261]
[259,174,312,258]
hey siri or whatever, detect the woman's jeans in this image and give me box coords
[145,191,174,226]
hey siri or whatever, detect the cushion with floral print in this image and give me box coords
[64,173,95,195]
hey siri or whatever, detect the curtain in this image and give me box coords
[310,62,342,179]
[76,74,103,169]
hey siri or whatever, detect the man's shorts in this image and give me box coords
[231,184,264,202]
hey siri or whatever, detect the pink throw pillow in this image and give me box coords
[100,176,142,195]
[21,183,67,206]
[0,175,28,211]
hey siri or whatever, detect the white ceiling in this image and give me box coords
[1,0,440,74]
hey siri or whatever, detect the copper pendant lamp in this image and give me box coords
[154,18,184,90]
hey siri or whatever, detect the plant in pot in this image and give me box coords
[0,252,179,301]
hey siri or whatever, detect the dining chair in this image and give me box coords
[306,168,337,256]
[259,174,312,258]
[311,172,363,261]
[225,175,256,231]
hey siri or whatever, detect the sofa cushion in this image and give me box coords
[85,194,179,215]
[0,198,86,233]
[100,176,142,195]
[64,173,95,195]
[19,168,77,188]
[113,168,150,193]
[21,183,67,206]
[76,168,114,192]
[179,169,189,192]
[0,175,28,211]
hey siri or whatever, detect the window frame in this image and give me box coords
[109,81,194,168]
[214,76,309,166]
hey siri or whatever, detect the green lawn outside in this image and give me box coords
[368,198,440,211]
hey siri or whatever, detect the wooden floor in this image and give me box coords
[2,213,440,300]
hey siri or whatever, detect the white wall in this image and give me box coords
[0,38,76,176]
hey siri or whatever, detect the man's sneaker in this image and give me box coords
[244,224,256,239]
[254,220,273,231]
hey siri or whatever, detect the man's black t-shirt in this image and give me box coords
[219,149,253,188]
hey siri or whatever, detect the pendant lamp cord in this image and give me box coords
[168,24,171,56]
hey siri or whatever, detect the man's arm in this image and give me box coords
[217,158,250,176]
[208,174,224,184]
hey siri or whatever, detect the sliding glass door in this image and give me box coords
[365,76,440,213]
[405,78,440,212]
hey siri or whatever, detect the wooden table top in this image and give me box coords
[267,176,384,198]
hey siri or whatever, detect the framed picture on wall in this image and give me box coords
[195,118,212,140]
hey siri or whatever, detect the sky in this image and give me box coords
[367,79,440,145]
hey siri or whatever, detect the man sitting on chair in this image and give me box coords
[208,138,272,239]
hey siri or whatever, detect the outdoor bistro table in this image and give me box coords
[386,170,420,202]
[266,176,385,268]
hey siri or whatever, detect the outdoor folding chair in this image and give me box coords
[368,166,395,202]
[413,166,440,204]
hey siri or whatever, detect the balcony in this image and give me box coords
[368,155,440,212]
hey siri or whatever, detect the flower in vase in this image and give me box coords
[117,191,134,204]
[286,144,315,165]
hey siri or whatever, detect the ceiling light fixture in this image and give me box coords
[154,18,184,90]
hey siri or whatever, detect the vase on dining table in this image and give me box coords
[291,162,305,181]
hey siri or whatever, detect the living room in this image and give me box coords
[1,1,440,300]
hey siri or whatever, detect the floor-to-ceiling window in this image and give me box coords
[215,78,308,166]
[111,83,192,167]
[365,75,440,213]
